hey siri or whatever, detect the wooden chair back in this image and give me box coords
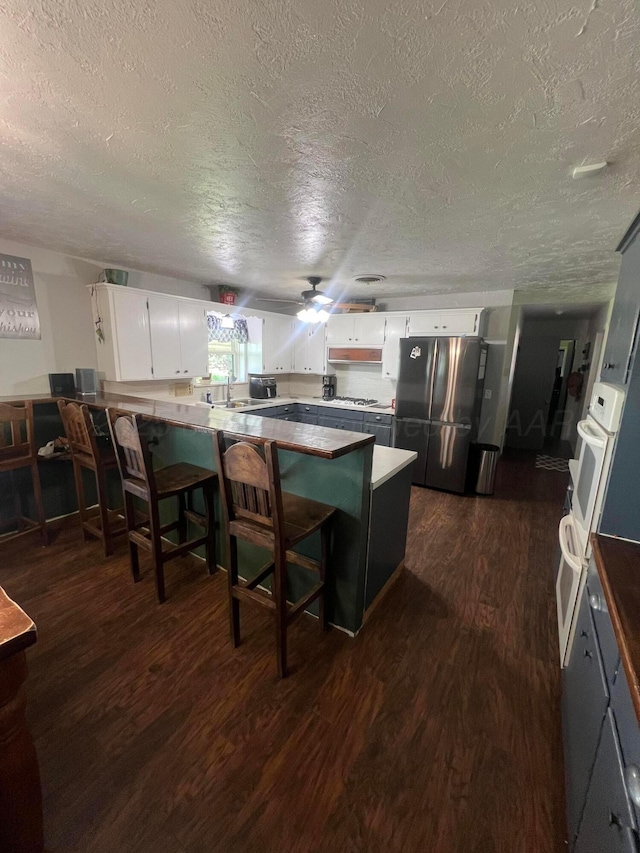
[214,431,285,537]
[106,410,155,494]
[57,400,98,462]
[0,401,35,466]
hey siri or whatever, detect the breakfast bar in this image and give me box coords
[0,393,416,635]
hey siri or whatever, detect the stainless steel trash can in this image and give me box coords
[475,444,500,495]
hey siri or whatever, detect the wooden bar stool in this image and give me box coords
[0,401,47,546]
[107,410,218,603]
[214,430,336,678]
[58,400,125,557]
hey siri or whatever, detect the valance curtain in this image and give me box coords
[207,315,249,344]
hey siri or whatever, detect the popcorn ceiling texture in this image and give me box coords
[0,0,638,301]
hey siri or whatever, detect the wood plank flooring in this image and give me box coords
[1,449,568,853]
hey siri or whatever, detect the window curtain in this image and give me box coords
[207,315,249,344]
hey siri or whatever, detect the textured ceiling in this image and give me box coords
[0,0,639,302]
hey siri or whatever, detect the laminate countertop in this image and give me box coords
[592,534,640,723]
[2,392,374,460]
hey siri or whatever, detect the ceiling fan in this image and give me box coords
[257,276,372,322]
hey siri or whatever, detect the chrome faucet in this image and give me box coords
[225,374,237,408]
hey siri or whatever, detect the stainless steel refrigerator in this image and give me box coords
[394,337,487,493]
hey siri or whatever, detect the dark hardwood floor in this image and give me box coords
[2,449,568,853]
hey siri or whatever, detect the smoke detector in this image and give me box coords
[354,274,386,285]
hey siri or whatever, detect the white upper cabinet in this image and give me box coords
[406,310,479,337]
[261,315,294,373]
[326,312,386,345]
[382,315,407,380]
[148,295,182,379]
[307,324,327,374]
[94,286,154,381]
[148,295,208,379]
[177,300,208,377]
[292,322,327,374]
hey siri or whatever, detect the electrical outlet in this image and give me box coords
[484,389,492,400]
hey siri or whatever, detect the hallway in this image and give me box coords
[1,450,567,852]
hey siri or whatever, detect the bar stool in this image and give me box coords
[213,430,336,678]
[57,400,125,557]
[0,401,47,545]
[107,410,218,603]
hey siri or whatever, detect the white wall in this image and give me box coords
[0,237,210,397]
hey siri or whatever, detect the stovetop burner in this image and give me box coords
[329,396,379,407]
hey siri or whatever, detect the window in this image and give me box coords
[206,339,247,383]
[199,313,249,384]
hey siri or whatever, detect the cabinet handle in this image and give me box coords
[625,765,640,807]
[175,370,180,373]
[442,325,448,329]
[183,370,188,373]
[583,648,592,659]
[608,811,622,828]
[580,629,589,638]
[589,594,603,612]
[603,362,616,370]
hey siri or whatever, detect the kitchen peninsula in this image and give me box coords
[0,393,416,635]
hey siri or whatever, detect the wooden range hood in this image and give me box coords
[327,347,383,364]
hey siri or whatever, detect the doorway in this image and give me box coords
[546,340,576,444]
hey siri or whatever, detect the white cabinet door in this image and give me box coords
[261,315,294,373]
[439,311,479,335]
[352,313,386,344]
[407,313,442,336]
[292,321,309,373]
[326,314,355,344]
[148,295,182,379]
[307,324,327,374]
[382,315,407,380]
[111,289,154,380]
[178,301,208,377]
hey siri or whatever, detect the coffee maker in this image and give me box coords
[322,375,336,400]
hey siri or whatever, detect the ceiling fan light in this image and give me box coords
[316,309,330,322]
[310,292,333,306]
[297,307,311,322]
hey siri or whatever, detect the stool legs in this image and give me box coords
[148,500,166,604]
[203,483,217,576]
[319,520,331,631]
[123,491,140,583]
[95,467,112,558]
[30,461,48,546]
[274,547,288,679]
[227,536,241,647]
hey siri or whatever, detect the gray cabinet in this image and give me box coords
[601,226,640,386]
[562,586,610,847]
[318,416,363,432]
[250,402,394,443]
[363,412,393,447]
[574,709,639,853]
[587,557,620,692]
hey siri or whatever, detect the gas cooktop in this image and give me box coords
[326,396,379,407]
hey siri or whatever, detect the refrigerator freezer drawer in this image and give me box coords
[425,423,471,494]
[393,418,429,486]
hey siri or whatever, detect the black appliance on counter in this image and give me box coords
[249,376,277,399]
[322,375,337,400]
[394,337,487,494]
[76,368,98,396]
[48,373,75,396]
